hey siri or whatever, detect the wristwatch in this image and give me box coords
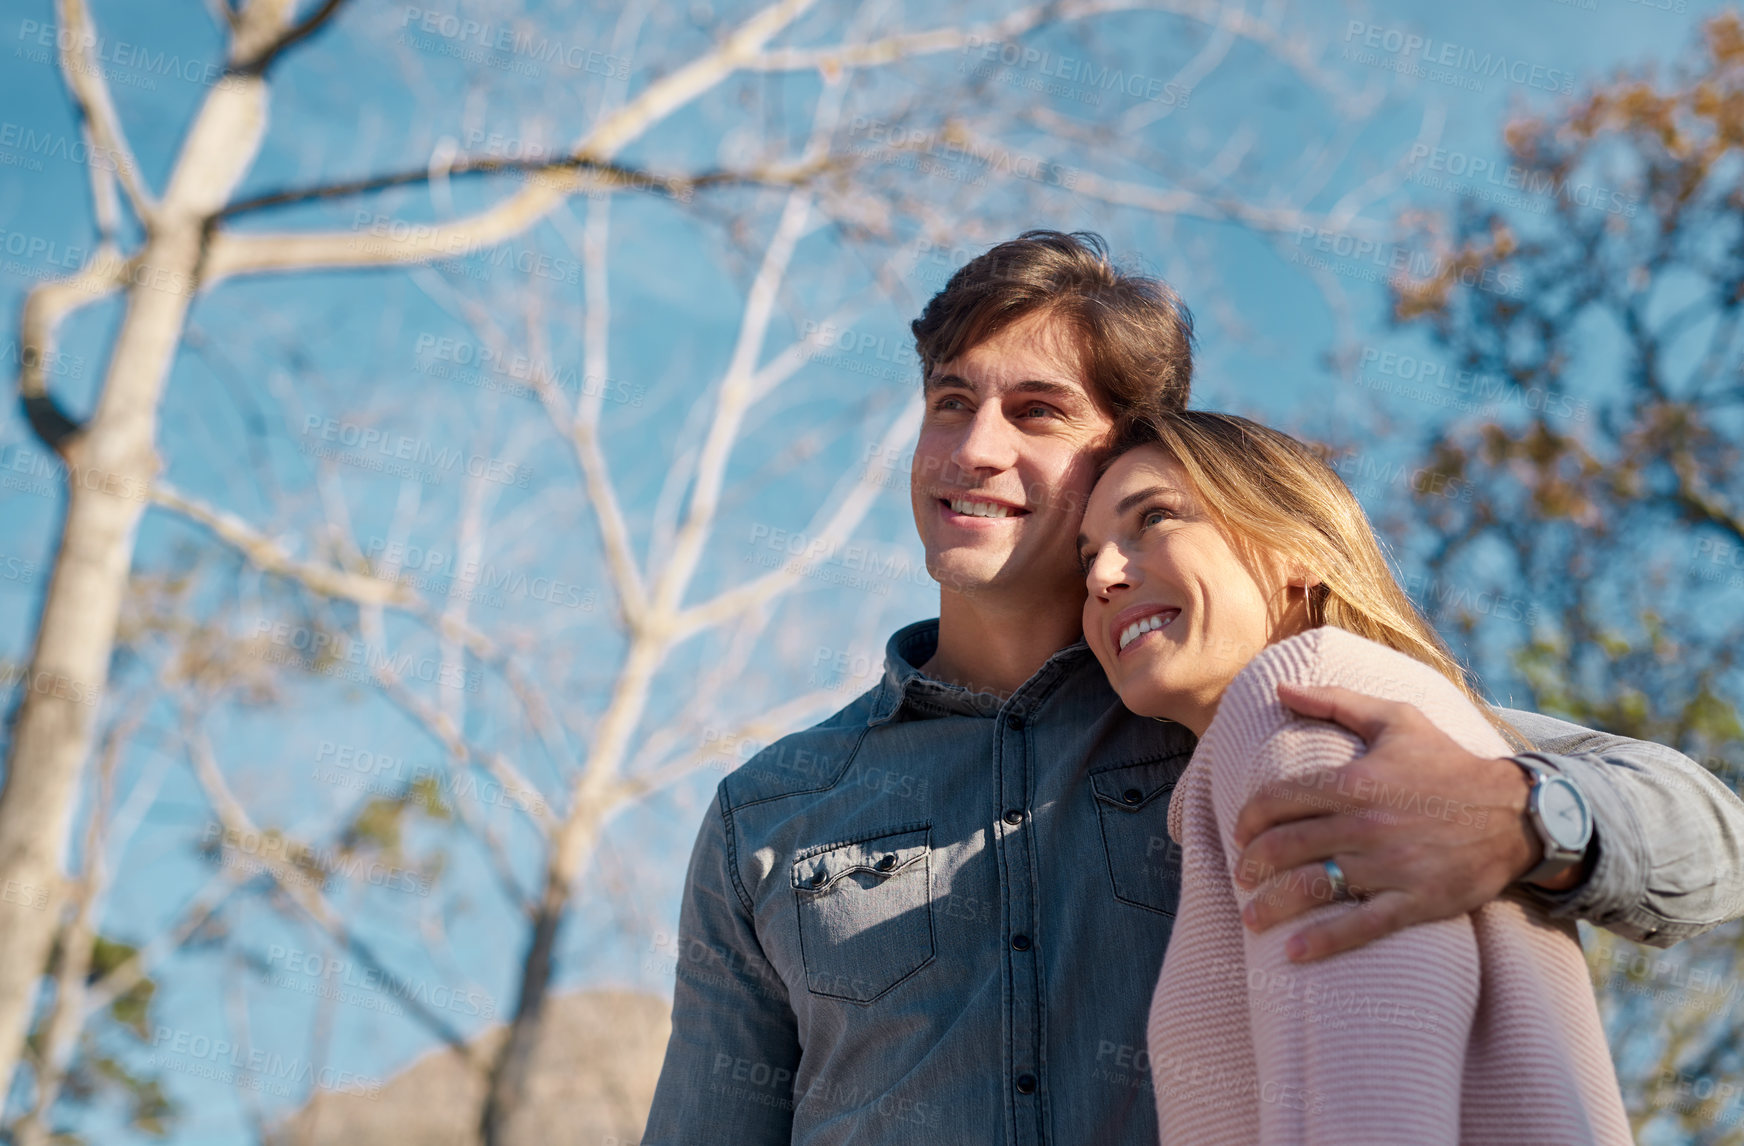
[1512,755,1593,886]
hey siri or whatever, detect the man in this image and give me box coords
[643,231,1744,1145]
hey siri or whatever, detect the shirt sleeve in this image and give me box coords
[642,788,801,1146]
[1500,707,1744,949]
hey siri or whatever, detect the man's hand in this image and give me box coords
[1230,682,1560,963]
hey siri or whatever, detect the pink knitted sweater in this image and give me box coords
[1148,627,1632,1144]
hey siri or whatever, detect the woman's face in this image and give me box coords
[1078,445,1306,734]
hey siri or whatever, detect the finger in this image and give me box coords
[1281,889,1413,963]
[1274,682,1402,744]
[1241,860,1379,932]
[1233,812,1371,888]
[1231,773,1345,851]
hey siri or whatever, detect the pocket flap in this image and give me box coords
[1091,756,1185,811]
[792,825,930,892]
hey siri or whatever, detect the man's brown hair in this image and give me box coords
[910,230,1195,417]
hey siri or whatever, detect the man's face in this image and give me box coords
[910,310,1115,606]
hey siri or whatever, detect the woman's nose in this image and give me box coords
[1085,545,1133,597]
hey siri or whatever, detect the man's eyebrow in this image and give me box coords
[921,374,1090,405]
[923,372,975,394]
[1011,379,1090,405]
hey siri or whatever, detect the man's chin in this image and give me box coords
[925,550,1015,599]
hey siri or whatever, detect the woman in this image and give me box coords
[1076,409,1631,1145]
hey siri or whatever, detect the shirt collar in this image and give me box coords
[869,618,1097,725]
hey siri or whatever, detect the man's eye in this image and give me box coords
[1023,405,1053,419]
[932,396,968,412]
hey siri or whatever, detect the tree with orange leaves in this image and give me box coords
[1393,14,1744,1142]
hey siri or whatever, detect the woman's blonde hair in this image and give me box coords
[1110,408,1525,747]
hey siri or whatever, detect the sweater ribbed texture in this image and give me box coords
[1148,626,1632,1145]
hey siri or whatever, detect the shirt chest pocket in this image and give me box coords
[791,824,934,1004]
[1091,756,1186,916]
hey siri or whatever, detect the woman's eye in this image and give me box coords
[1141,508,1173,528]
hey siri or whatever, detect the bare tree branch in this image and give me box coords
[180,707,484,1062]
[16,251,132,454]
[54,0,155,225]
[231,0,348,75]
[204,0,821,281]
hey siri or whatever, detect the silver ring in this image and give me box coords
[1323,858,1353,903]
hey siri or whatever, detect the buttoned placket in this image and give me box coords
[871,629,1092,1146]
[992,647,1084,1146]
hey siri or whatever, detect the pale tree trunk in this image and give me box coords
[0,40,281,1108]
[0,0,1384,1131]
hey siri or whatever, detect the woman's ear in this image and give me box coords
[1284,562,1322,594]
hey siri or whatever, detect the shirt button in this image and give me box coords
[1123,788,1142,805]
[1011,934,1031,951]
[1006,714,1025,730]
[1016,1073,1037,1095]
[809,868,827,888]
[875,854,897,872]
[1003,809,1024,826]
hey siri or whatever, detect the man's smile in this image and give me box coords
[937,494,1031,524]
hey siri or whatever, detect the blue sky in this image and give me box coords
[0,1,1733,1141]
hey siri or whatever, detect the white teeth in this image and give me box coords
[1118,611,1176,652]
[950,499,1013,519]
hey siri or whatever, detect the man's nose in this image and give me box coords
[952,404,1019,473]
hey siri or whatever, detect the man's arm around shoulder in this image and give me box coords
[643,787,800,1145]
[1503,707,1744,949]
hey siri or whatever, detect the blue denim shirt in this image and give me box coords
[644,619,1744,1146]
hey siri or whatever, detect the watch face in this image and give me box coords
[1540,777,1590,849]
